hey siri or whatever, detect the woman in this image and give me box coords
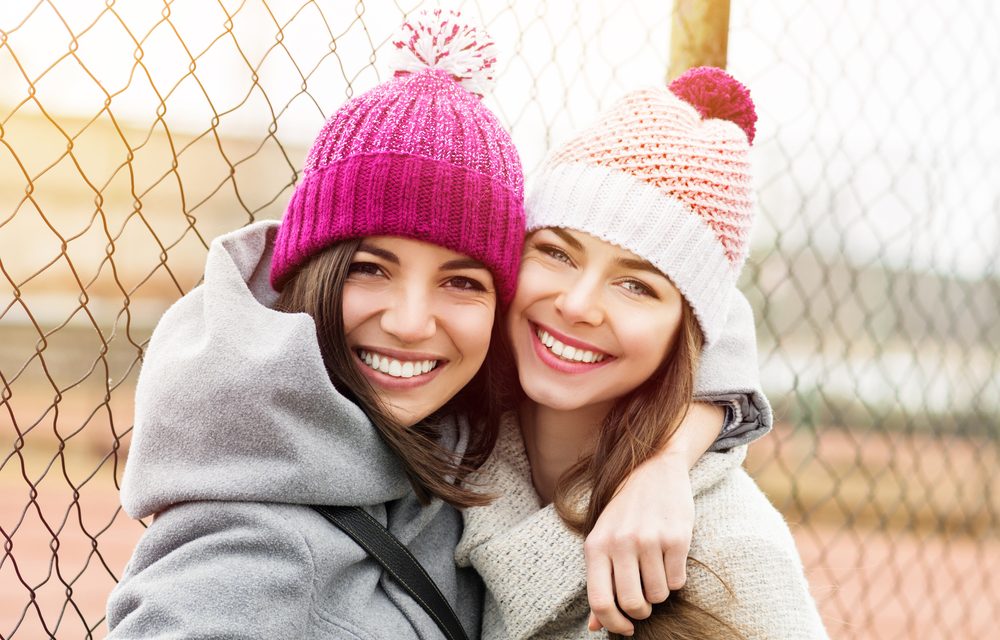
[106,12,768,638]
[457,68,828,639]
[106,12,522,638]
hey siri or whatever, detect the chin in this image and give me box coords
[520,377,587,412]
[383,404,427,428]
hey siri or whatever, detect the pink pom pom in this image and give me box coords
[391,9,497,97]
[669,66,757,144]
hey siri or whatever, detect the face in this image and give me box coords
[342,236,497,427]
[508,227,684,414]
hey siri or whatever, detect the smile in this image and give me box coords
[534,327,608,364]
[357,349,440,379]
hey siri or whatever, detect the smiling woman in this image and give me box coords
[510,227,687,419]
[343,237,497,426]
[105,10,525,639]
[457,67,827,640]
[269,233,510,508]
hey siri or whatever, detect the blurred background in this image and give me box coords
[1,0,997,637]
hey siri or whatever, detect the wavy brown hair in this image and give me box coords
[553,300,743,640]
[274,238,514,508]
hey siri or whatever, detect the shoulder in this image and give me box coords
[108,501,320,638]
[121,500,318,579]
[685,467,829,638]
[691,454,797,544]
[689,445,747,495]
[684,529,828,639]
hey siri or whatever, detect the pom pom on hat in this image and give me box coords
[391,9,497,97]
[669,66,757,144]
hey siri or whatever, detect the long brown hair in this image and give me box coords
[552,301,743,639]
[274,238,515,509]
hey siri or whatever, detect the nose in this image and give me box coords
[379,283,437,344]
[554,273,604,326]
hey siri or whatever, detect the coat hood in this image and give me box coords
[120,221,412,518]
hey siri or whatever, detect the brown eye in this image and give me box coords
[446,276,487,292]
[347,262,383,277]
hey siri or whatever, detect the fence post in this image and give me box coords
[668,0,731,81]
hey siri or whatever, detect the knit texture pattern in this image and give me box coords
[526,77,755,344]
[271,66,525,304]
[456,415,829,640]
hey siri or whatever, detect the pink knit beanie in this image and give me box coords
[270,10,524,304]
[525,67,757,345]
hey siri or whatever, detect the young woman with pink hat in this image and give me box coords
[106,13,769,639]
[457,68,828,639]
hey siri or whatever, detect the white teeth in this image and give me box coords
[359,350,438,379]
[534,328,607,364]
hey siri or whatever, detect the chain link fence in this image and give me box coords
[1,0,997,638]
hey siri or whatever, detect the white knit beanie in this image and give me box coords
[526,67,758,346]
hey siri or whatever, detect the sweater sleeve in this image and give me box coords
[106,501,315,639]
[693,290,774,451]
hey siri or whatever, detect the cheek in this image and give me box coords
[446,306,495,364]
[620,312,682,375]
[341,285,377,333]
[507,262,551,326]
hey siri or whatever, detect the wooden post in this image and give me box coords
[668,0,731,82]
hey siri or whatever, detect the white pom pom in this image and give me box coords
[390,9,497,97]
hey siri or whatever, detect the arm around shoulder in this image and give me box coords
[107,501,315,639]
[694,290,774,451]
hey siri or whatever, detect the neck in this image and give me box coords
[518,398,612,504]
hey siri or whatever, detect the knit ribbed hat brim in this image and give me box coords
[527,163,736,344]
[272,151,523,303]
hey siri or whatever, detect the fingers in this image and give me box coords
[664,540,689,591]
[585,541,635,636]
[638,545,670,604]
[613,551,652,621]
[587,612,601,632]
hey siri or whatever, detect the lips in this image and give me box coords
[529,322,614,374]
[353,346,447,390]
[534,327,608,363]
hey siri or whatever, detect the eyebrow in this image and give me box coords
[357,243,399,264]
[440,258,489,271]
[357,243,488,272]
[546,229,665,278]
[615,257,667,278]
[549,227,584,251]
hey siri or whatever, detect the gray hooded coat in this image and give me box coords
[106,221,483,639]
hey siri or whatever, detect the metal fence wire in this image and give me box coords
[1,0,998,638]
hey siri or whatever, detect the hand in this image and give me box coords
[584,452,695,635]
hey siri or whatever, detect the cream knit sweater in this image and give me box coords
[456,414,828,640]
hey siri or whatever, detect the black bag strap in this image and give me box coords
[312,505,469,640]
